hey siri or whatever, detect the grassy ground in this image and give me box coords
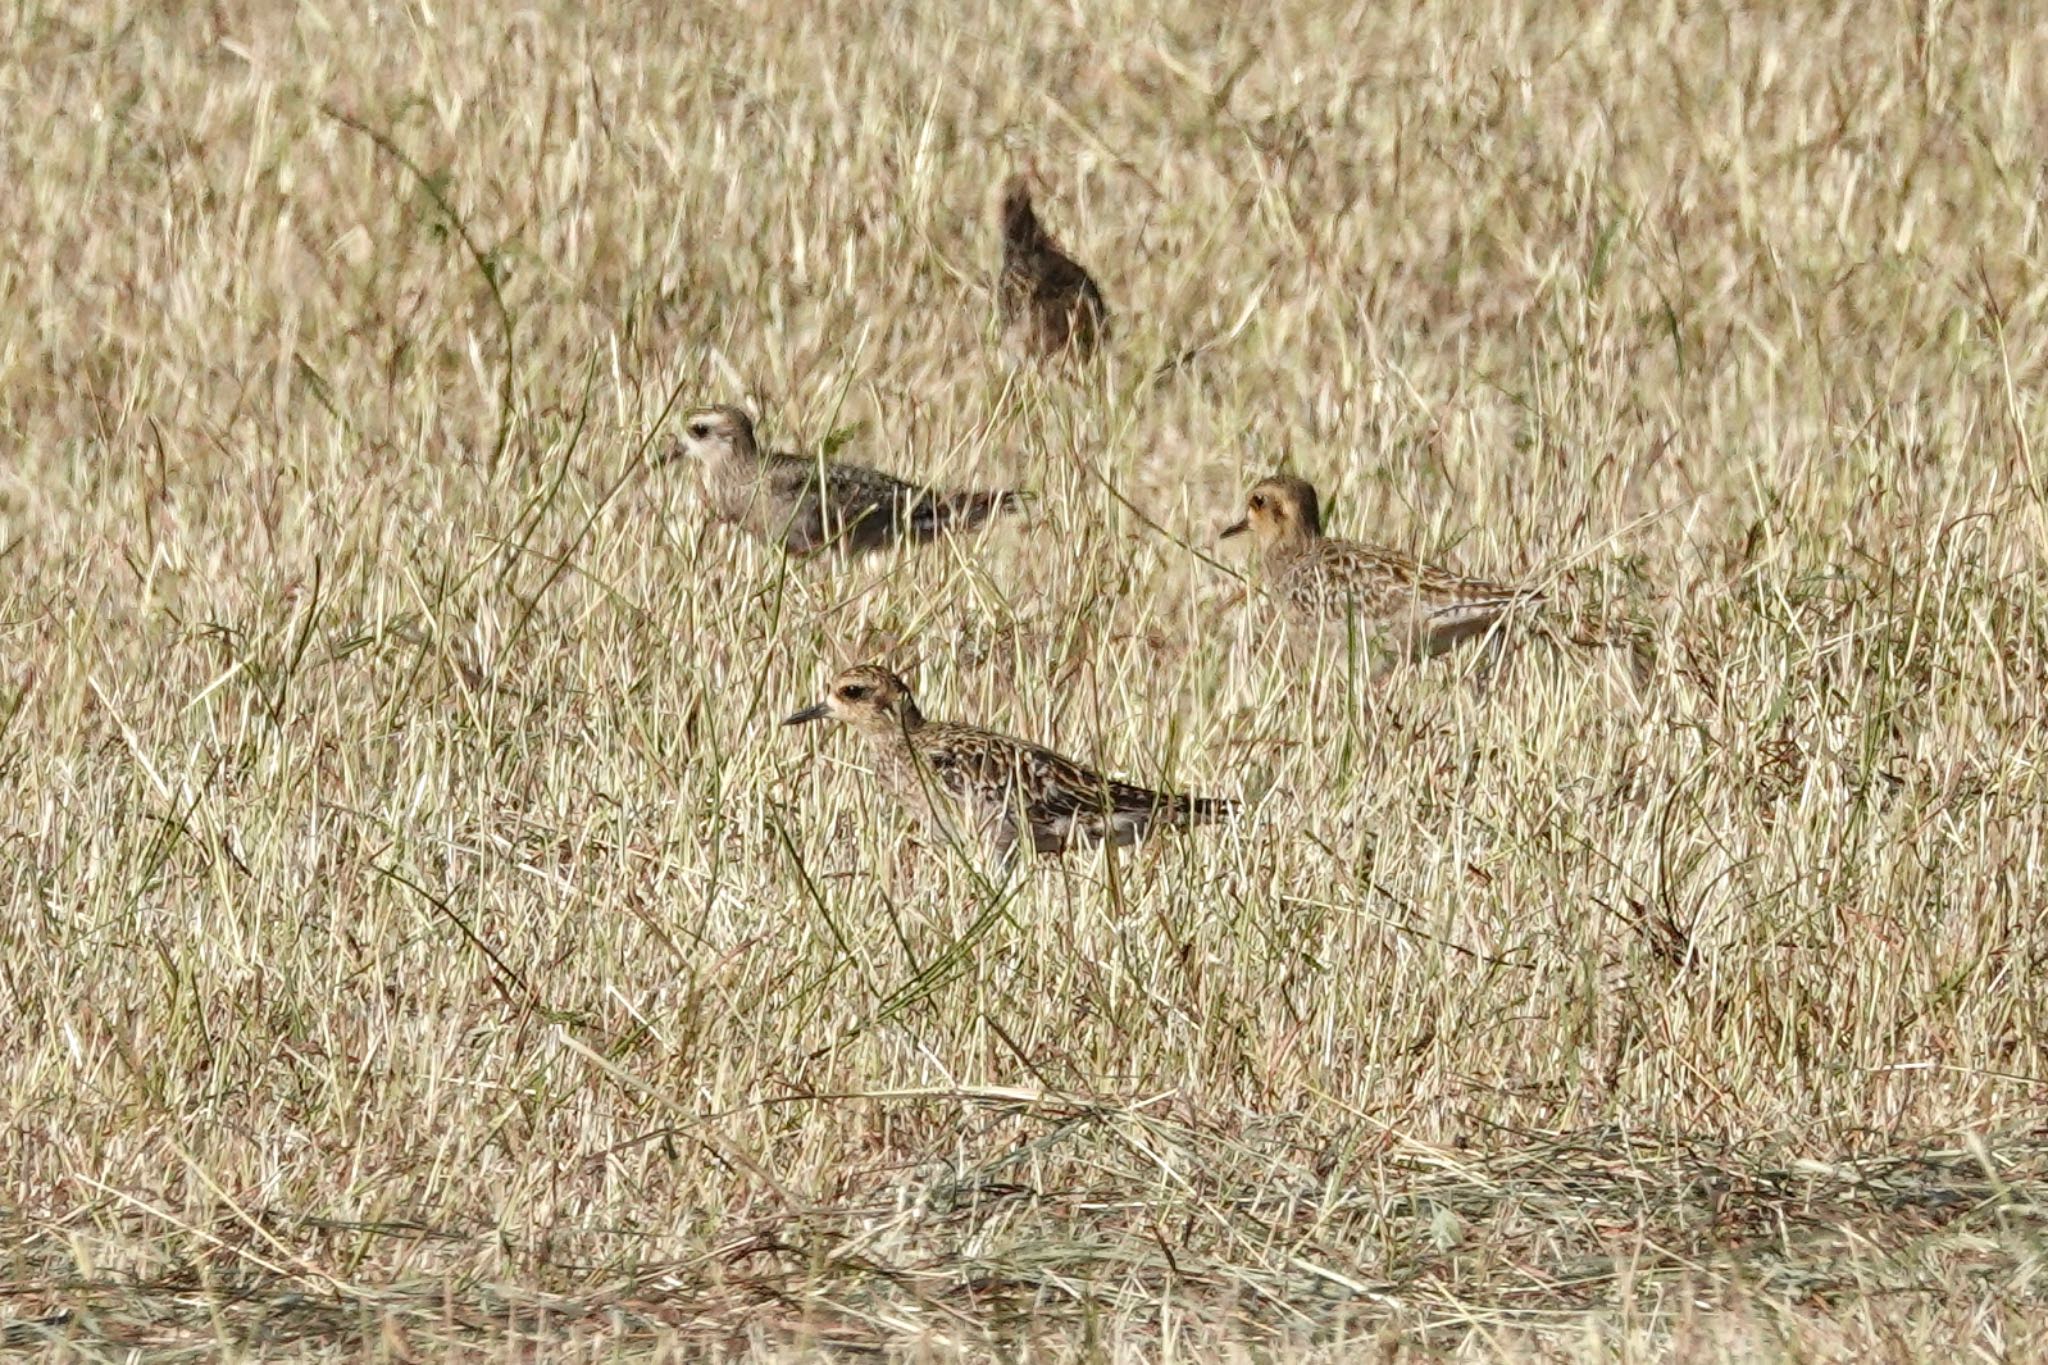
[6,0,2048,1357]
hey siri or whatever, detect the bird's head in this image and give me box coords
[783,664,925,735]
[1222,474,1323,551]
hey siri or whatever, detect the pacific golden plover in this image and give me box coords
[784,665,1234,862]
[1223,474,1543,670]
[998,175,1109,362]
[662,405,1028,556]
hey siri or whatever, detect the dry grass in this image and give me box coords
[6,0,2048,1358]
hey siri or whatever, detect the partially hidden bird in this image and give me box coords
[784,665,1235,863]
[662,405,1029,556]
[1223,474,1545,670]
[998,175,1110,362]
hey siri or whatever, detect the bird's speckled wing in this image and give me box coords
[1283,540,1531,625]
[909,724,1059,807]
[753,451,906,551]
[1009,246,1098,306]
[910,724,1227,852]
[758,452,1022,553]
[1002,245,1109,357]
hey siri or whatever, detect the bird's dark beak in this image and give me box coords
[782,703,830,726]
[651,439,684,468]
[1220,519,1249,540]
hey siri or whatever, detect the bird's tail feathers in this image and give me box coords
[915,487,1033,537]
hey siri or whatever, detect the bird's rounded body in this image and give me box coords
[1225,475,1540,663]
[667,406,1027,556]
[1267,537,1534,657]
[998,177,1109,362]
[883,720,1229,856]
[786,666,1233,862]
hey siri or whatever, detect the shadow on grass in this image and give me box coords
[9,1126,2048,1359]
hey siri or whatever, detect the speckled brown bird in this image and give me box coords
[663,405,1028,556]
[784,665,1234,863]
[998,176,1109,362]
[1223,475,1543,667]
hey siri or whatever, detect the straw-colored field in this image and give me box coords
[8,0,2048,1358]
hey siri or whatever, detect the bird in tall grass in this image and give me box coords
[662,405,1028,556]
[784,665,1234,863]
[998,175,1109,362]
[1223,474,1544,672]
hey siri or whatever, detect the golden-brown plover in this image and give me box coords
[1223,474,1543,670]
[998,176,1109,362]
[784,665,1234,862]
[663,405,1028,556]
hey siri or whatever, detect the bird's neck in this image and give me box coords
[704,445,769,493]
[1003,208,1044,254]
[1266,529,1319,562]
[858,707,926,742]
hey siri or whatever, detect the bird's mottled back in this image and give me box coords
[1224,473,1539,664]
[997,176,1109,362]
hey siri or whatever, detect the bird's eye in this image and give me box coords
[688,421,711,439]
[839,685,870,701]
[1249,495,1266,510]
